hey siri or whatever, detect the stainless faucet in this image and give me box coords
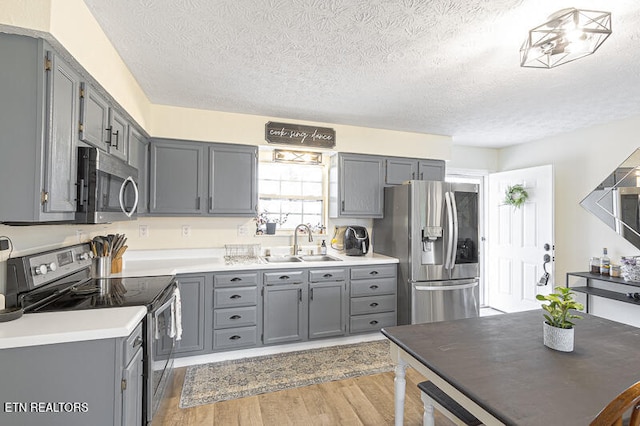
[293,224,313,255]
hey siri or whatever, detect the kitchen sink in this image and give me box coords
[299,255,342,262]
[261,255,342,263]
[262,256,303,263]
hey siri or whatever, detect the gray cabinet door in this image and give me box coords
[44,51,81,214]
[108,108,129,162]
[79,83,110,150]
[149,139,206,214]
[309,281,346,339]
[175,275,206,354]
[121,347,143,426]
[208,144,257,215]
[417,159,446,181]
[338,154,384,218]
[128,128,149,214]
[385,158,417,185]
[263,284,308,345]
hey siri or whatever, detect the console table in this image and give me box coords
[566,271,640,313]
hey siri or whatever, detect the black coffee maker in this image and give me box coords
[343,226,369,256]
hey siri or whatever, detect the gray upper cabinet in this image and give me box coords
[79,84,129,161]
[385,157,445,185]
[329,153,385,218]
[417,159,446,181]
[0,34,81,222]
[128,127,149,214]
[149,139,206,215]
[149,138,257,217]
[208,144,257,216]
[385,158,418,185]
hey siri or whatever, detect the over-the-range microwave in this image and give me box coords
[76,146,139,224]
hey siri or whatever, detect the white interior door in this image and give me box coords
[488,165,554,312]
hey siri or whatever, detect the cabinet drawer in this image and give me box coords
[351,294,396,315]
[350,277,397,297]
[309,268,347,282]
[213,326,258,350]
[264,270,306,285]
[214,286,257,308]
[214,272,258,286]
[350,264,396,280]
[350,312,396,333]
[123,322,143,365]
[214,306,257,329]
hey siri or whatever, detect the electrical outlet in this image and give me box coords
[182,225,191,238]
[237,225,249,236]
[139,225,149,238]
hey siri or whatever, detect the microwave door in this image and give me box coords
[119,176,139,217]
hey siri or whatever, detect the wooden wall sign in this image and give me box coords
[265,121,336,148]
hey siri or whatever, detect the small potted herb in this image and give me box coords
[536,287,584,352]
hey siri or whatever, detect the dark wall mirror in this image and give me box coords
[580,148,640,249]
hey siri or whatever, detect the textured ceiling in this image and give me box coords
[82,0,640,148]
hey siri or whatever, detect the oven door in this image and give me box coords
[146,292,176,423]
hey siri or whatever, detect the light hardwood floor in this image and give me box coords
[153,367,456,425]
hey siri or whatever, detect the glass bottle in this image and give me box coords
[320,240,327,255]
[590,257,600,274]
[600,248,610,276]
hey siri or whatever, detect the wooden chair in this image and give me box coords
[591,380,640,426]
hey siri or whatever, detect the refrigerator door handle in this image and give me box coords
[444,191,454,269]
[413,282,478,291]
[450,190,459,269]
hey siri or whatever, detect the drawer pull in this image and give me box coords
[369,271,379,275]
[323,273,333,278]
[230,277,242,282]
[370,302,379,307]
[279,275,290,280]
[370,285,379,290]
[230,294,242,299]
[369,320,379,325]
[229,335,241,340]
[133,336,143,347]
[230,315,242,320]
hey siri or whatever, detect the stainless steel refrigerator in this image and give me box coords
[373,180,480,325]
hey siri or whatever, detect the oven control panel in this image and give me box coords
[26,243,93,288]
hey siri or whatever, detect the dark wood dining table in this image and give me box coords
[382,310,640,426]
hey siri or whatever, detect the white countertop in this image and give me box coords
[114,249,398,278]
[0,307,146,350]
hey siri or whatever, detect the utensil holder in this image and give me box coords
[93,256,111,278]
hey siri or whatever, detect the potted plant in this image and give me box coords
[254,211,289,235]
[536,287,584,352]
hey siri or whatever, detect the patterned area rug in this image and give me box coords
[179,340,394,408]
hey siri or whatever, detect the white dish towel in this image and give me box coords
[170,285,183,341]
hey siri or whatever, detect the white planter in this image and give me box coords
[543,321,574,352]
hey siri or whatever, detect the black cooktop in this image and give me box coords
[23,275,175,313]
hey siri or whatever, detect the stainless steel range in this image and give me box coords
[5,243,178,425]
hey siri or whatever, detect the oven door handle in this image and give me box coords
[119,176,139,217]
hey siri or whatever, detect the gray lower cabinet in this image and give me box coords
[149,139,257,216]
[0,34,81,223]
[385,157,445,185]
[121,323,144,426]
[263,270,308,345]
[349,265,397,333]
[329,153,385,218]
[308,269,347,339]
[212,271,260,351]
[0,323,143,426]
[174,274,208,356]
